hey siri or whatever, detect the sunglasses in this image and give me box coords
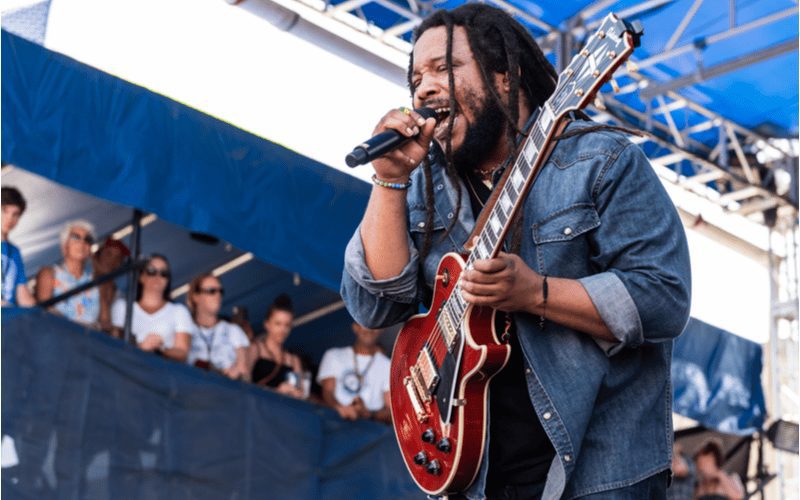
[143,266,171,278]
[197,287,224,296]
[69,232,94,245]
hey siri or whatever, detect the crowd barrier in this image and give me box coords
[1,309,421,499]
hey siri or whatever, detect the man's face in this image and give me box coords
[1,205,22,236]
[352,323,381,347]
[695,453,718,477]
[411,25,508,161]
[95,246,125,273]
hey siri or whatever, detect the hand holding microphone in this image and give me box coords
[345,107,439,181]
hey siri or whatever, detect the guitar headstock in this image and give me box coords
[550,14,643,116]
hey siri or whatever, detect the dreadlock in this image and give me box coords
[408,4,558,260]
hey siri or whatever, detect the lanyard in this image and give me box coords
[352,349,376,386]
[198,324,218,358]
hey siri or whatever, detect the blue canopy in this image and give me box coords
[337,0,798,139]
[2,29,369,295]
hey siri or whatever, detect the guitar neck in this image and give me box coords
[465,103,564,267]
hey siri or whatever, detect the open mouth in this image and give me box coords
[432,107,456,139]
[433,106,451,122]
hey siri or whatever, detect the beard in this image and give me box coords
[451,91,507,176]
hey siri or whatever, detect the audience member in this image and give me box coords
[694,438,745,500]
[35,220,100,325]
[93,238,130,334]
[248,294,308,398]
[317,322,391,423]
[110,254,193,362]
[668,442,696,500]
[186,273,249,379]
[230,305,256,343]
[1,187,35,306]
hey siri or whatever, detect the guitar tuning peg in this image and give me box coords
[626,61,639,73]
[609,79,620,93]
[593,96,606,110]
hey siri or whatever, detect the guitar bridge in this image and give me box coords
[403,376,428,423]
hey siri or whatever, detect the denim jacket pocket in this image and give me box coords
[531,203,600,244]
[408,207,445,234]
[409,207,448,287]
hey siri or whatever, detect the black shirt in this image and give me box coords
[461,169,555,492]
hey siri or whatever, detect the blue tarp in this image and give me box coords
[672,318,767,435]
[1,309,421,499]
[1,29,370,293]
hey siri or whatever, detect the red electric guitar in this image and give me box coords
[389,13,643,496]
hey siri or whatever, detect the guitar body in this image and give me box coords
[389,253,511,495]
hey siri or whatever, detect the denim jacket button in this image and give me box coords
[418,222,425,228]
[564,454,572,462]
[543,412,552,420]
[447,212,454,219]
[524,367,532,375]
[436,184,444,191]
[563,227,573,236]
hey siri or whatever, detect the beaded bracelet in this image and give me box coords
[371,174,412,190]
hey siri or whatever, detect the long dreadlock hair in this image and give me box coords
[407,4,558,260]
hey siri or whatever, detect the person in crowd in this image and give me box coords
[93,238,130,334]
[110,254,193,362]
[35,220,100,325]
[340,4,691,498]
[248,294,308,398]
[668,442,696,500]
[1,187,35,306]
[694,439,745,500]
[317,322,391,423]
[186,273,249,379]
[230,305,256,343]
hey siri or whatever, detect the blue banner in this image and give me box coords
[672,318,766,435]
[1,309,421,499]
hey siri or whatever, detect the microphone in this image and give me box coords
[345,107,439,168]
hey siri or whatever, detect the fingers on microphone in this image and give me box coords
[377,110,421,137]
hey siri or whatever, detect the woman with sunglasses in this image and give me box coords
[35,220,100,325]
[247,294,308,398]
[110,254,193,362]
[186,273,249,379]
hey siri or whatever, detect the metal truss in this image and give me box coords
[255,0,798,229]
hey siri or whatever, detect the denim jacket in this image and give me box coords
[341,121,691,499]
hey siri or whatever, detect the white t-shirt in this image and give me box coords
[111,299,194,348]
[317,346,390,411]
[187,320,249,370]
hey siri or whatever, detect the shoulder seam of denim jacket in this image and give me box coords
[590,141,637,200]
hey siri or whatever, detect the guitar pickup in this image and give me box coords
[416,346,440,394]
[410,365,432,403]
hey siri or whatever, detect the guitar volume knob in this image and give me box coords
[436,437,451,453]
[421,428,436,443]
[413,451,428,465]
[426,459,442,475]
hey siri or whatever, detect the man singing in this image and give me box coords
[341,4,691,499]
